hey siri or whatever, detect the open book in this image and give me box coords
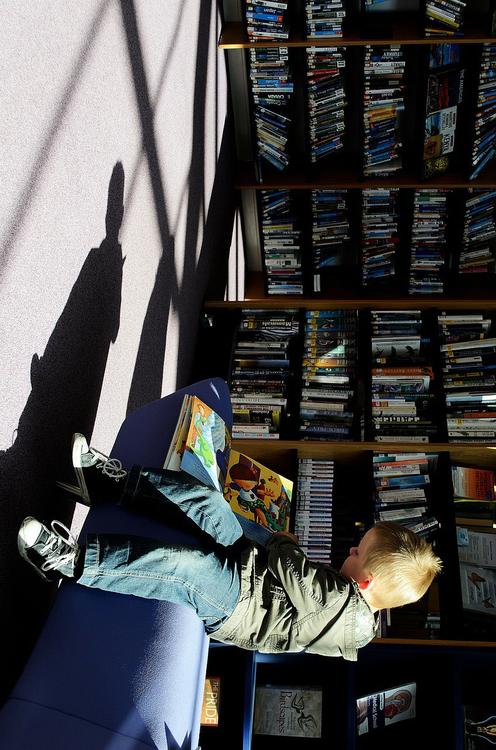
[163,394,293,543]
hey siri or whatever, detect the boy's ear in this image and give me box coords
[357,575,374,591]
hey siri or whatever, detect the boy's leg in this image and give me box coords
[59,433,244,548]
[78,533,241,633]
[121,468,244,548]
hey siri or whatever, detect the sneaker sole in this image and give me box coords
[17,518,51,583]
[72,433,91,505]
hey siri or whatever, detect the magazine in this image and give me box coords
[356,682,416,735]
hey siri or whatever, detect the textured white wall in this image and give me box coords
[0,0,229,454]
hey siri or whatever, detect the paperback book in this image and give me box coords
[163,394,294,545]
[356,682,416,735]
[253,685,323,738]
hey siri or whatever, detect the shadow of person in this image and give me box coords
[0,162,125,702]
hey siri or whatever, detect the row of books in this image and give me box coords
[249,47,293,173]
[424,0,466,38]
[361,188,399,284]
[438,312,496,443]
[230,309,300,440]
[249,41,495,181]
[294,458,334,564]
[369,310,438,443]
[299,309,358,441]
[460,189,496,273]
[305,0,347,39]
[260,189,304,295]
[226,308,496,443]
[408,189,449,294]
[469,43,496,181]
[243,2,496,42]
[372,452,440,540]
[245,0,289,41]
[310,188,351,293]
[362,45,406,177]
[256,186,495,295]
[307,46,347,164]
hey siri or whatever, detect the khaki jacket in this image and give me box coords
[212,535,378,661]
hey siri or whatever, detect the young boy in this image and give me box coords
[18,434,442,661]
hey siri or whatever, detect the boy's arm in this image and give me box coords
[265,532,350,612]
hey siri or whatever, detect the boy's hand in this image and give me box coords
[273,530,299,544]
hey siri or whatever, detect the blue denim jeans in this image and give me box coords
[78,469,244,632]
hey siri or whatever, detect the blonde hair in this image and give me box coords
[364,522,443,610]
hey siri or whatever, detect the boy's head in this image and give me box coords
[340,521,443,611]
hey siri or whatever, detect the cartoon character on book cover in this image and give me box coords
[224,450,292,532]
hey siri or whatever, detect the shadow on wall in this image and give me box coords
[1,0,236,704]
[0,162,125,703]
[123,0,235,413]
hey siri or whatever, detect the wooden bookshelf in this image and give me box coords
[200,12,496,750]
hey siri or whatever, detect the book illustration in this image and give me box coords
[165,395,230,492]
[223,449,292,533]
[464,706,496,748]
[356,682,416,735]
[253,685,322,738]
[460,563,496,614]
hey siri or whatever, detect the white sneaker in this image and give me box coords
[17,516,80,582]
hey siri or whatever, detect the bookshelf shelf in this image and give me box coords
[235,163,496,190]
[220,19,496,49]
[206,272,496,309]
[233,439,496,468]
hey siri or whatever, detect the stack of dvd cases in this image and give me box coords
[295,458,334,564]
[363,45,406,177]
[460,189,496,274]
[299,309,358,440]
[408,189,450,294]
[307,46,347,164]
[245,0,289,41]
[305,0,346,39]
[249,47,293,172]
[372,452,440,540]
[370,310,438,443]
[230,309,300,440]
[310,189,351,293]
[361,188,400,285]
[260,189,303,295]
[469,43,496,180]
[424,0,465,38]
[438,311,496,442]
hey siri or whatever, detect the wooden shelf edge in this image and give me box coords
[205,271,496,310]
[372,637,496,648]
[232,439,496,455]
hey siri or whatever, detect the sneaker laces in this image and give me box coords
[94,456,127,481]
[40,520,78,573]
